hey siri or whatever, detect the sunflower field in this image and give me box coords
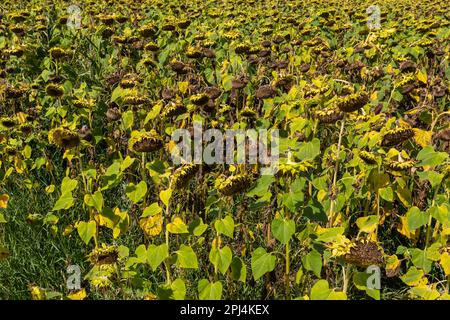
[0,0,449,300]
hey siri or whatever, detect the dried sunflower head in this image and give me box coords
[0,116,16,128]
[314,108,344,124]
[73,98,95,109]
[49,47,69,59]
[106,107,121,122]
[171,164,199,190]
[162,101,187,118]
[45,83,64,97]
[4,85,27,98]
[123,94,149,106]
[168,61,188,74]
[48,127,80,149]
[386,159,415,171]
[190,93,209,106]
[359,151,377,165]
[255,85,276,99]
[217,174,252,196]
[139,23,158,37]
[240,107,257,118]
[381,128,414,147]
[88,245,119,266]
[336,91,369,113]
[128,130,163,153]
[342,239,384,267]
[396,73,416,94]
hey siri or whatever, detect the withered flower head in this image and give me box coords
[342,240,384,267]
[45,84,64,97]
[359,151,377,165]
[314,108,344,124]
[0,116,16,128]
[106,107,121,122]
[217,174,252,196]
[336,91,369,113]
[129,130,163,153]
[190,93,209,106]
[88,245,119,266]
[381,128,414,147]
[162,101,187,118]
[48,127,80,149]
[49,47,69,59]
[386,159,415,171]
[255,85,276,99]
[171,164,199,190]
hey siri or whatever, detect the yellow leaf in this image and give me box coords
[16,112,27,124]
[417,70,427,84]
[29,285,45,300]
[159,188,172,207]
[0,194,9,209]
[440,252,450,276]
[397,216,413,239]
[167,217,189,234]
[67,288,87,300]
[45,185,55,194]
[386,64,394,74]
[178,81,189,94]
[14,157,26,174]
[386,254,401,272]
[412,128,432,147]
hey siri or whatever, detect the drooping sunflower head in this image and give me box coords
[275,161,312,179]
[45,83,64,97]
[72,98,95,109]
[170,164,199,190]
[190,93,209,106]
[336,90,369,113]
[381,127,414,147]
[359,151,377,165]
[144,42,160,52]
[128,130,164,153]
[140,57,156,67]
[186,46,204,59]
[123,94,149,106]
[48,127,80,149]
[240,107,257,118]
[314,107,344,124]
[0,116,17,129]
[328,235,355,257]
[386,159,415,171]
[4,85,27,98]
[88,245,119,266]
[105,105,120,122]
[217,174,252,196]
[49,47,69,59]
[162,101,187,118]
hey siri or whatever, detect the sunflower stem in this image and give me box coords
[329,116,346,227]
